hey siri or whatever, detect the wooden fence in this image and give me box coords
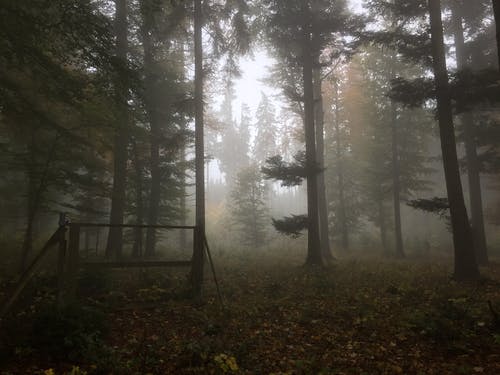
[0,216,204,321]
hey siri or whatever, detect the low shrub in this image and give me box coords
[31,303,108,361]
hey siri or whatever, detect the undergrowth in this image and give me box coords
[1,256,500,374]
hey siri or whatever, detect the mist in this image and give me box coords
[1,0,500,373]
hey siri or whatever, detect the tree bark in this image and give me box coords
[428,0,479,280]
[132,139,144,258]
[379,199,388,253]
[451,3,489,265]
[20,130,58,271]
[492,0,500,68]
[20,205,34,272]
[179,147,187,251]
[302,22,323,266]
[313,67,333,261]
[106,0,129,259]
[178,42,188,251]
[140,3,161,257]
[333,79,349,250]
[192,0,205,295]
[20,131,37,272]
[390,102,404,258]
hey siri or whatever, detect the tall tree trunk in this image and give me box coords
[302,24,322,266]
[428,0,479,280]
[179,147,187,250]
[493,0,500,68]
[132,139,144,258]
[191,0,205,295]
[20,130,58,271]
[313,67,333,261]
[20,201,34,272]
[379,199,388,253]
[452,3,489,265]
[106,0,129,259]
[252,188,259,248]
[390,102,404,258]
[140,0,161,257]
[20,131,37,272]
[178,41,188,251]
[333,79,349,250]
[144,126,161,257]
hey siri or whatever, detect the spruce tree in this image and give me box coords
[254,93,277,166]
[230,165,269,247]
[429,0,479,280]
[259,0,362,265]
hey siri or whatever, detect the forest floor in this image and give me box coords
[2,253,500,374]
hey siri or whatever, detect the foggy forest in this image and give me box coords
[1,0,500,373]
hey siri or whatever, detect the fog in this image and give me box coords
[1,0,500,373]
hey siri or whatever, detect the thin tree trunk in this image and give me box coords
[85,229,90,257]
[252,187,259,248]
[333,79,349,250]
[379,199,388,253]
[106,0,129,259]
[313,67,333,261]
[492,0,500,68]
[302,20,322,266]
[132,139,144,258]
[452,3,489,265]
[20,132,37,272]
[20,130,59,272]
[140,0,161,257]
[145,133,160,257]
[95,229,100,255]
[428,0,479,280]
[177,41,188,251]
[192,0,205,295]
[20,211,34,273]
[390,102,404,258]
[206,159,210,193]
[180,147,187,250]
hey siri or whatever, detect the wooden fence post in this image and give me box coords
[56,226,67,307]
[66,224,81,303]
[191,226,204,296]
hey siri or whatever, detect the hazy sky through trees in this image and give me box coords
[208,0,363,183]
[226,0,363,121]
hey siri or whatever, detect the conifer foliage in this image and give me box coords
[229,165,269,247]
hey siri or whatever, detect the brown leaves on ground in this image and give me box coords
[3,256,500,374]
[102,258,500,374]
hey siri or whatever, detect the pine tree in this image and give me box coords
[323,72,364,251]
[230,165,269,247]
[253,93,277,166]
[106,0,130,259]
[428,0,479,280]
[259,0,362,266]
[368,0,480,278]
[238,103,252,166]
[0,0,116,269]
[218,82,244,185]
[137,1,191,256]
[450,0,489,265]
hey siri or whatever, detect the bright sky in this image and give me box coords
[232,49,281,120]
[228,0,364,121]
[206,0,365,183]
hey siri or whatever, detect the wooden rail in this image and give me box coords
[82,260,192,268]
[1,217,203,321]
[0,227,65,321]
[71,223,195,230]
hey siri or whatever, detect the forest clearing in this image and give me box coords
[2,0,500,373]
[2,251,500,374]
